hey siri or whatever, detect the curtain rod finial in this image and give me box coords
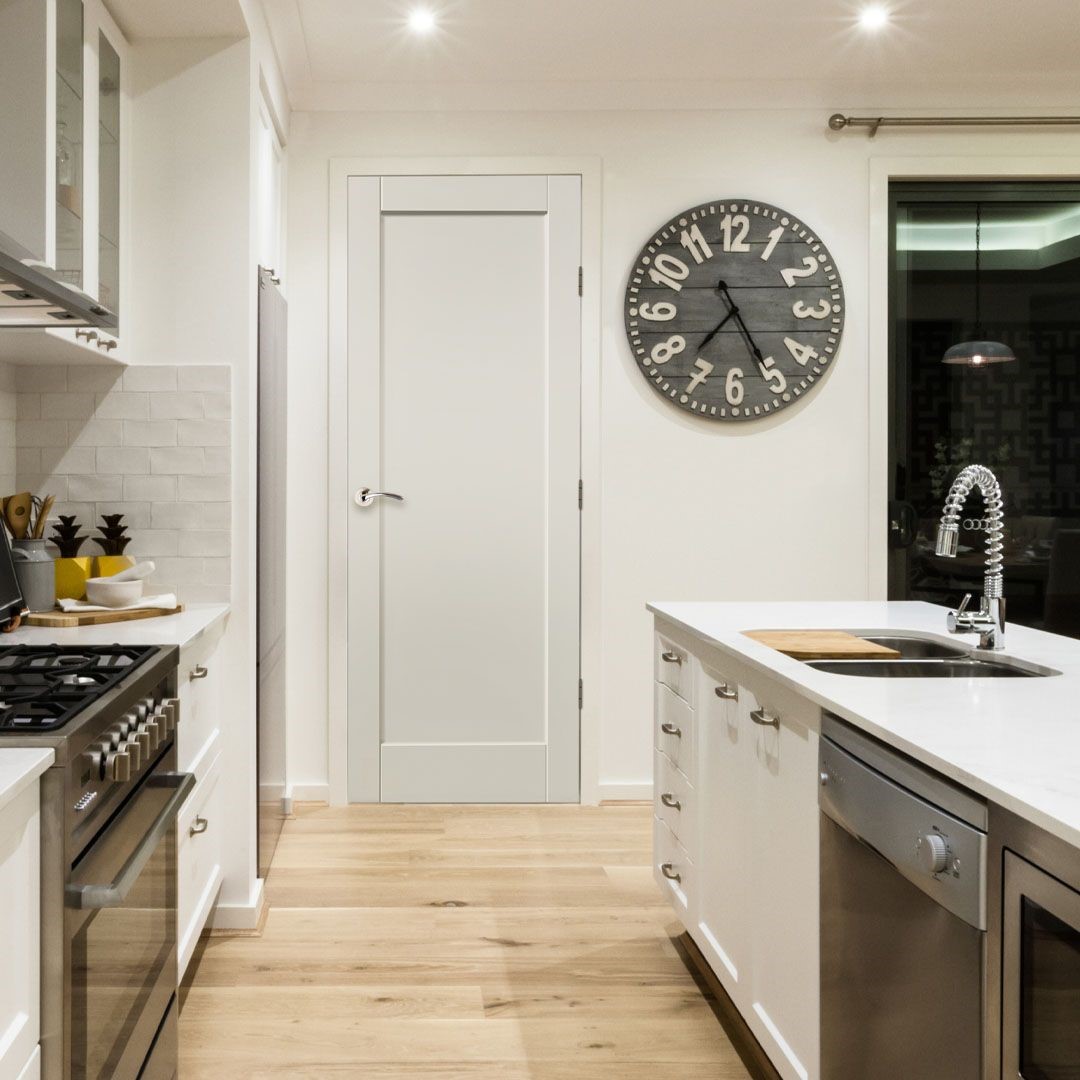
[828,113,849,131]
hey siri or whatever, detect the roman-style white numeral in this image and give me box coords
[792,298,831,320]
[651,335,686,365]
[758,355,787,393]
[760,225,784,262]
[647,253,690,291]
[781,256,819,287]
[638,301,676,321]
[725,367,745,405]
[719,214,751,252]
[686,357,714,394]
[680,223,713,265]
[784,337,819,366]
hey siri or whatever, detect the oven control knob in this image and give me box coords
[146,716,163,748]
[123,737,142,771]
[917,833,949,875]
[119,712,137,737]
[134,726,153,757]
[104,749,132,782]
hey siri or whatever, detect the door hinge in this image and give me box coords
[577,479,583,509]
[578,678,583,709]
[577,266,583,296]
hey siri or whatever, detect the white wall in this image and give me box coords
[286,108,1080,797]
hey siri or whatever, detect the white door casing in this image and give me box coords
[346,174,582,803]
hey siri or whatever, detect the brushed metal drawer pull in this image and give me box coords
[714,683,738,700]
[190,665,209,680]
[660,722,682,738]
[660,793,681,811]
[660,863,681,883]
[750,707,780,729]
[189,815,209,837]
[660,651,682,665]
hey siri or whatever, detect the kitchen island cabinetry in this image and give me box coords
[0,750,53,1080]
[654,630,819,1080]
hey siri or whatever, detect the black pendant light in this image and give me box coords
[942,202,1017,367]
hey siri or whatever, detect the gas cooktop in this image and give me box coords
[0,644,157,732]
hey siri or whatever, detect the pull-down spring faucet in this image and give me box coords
[934,464,1006,650]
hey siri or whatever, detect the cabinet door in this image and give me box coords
[178,635,223,775]
[746,683,820,1080]
[694,664,753,1002]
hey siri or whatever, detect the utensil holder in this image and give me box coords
[12,538,56,612]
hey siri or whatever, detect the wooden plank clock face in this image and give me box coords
[624,199,845,421]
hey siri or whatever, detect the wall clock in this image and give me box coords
[624,199,845,421]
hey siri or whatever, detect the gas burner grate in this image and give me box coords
[0,645,157,731]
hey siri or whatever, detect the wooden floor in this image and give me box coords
[179,803,750,1079]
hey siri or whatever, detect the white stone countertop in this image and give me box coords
[0,748,54,817]
[3,603,229,651]
[647,600,1080,849]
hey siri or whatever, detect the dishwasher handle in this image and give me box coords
[819,738,987,931]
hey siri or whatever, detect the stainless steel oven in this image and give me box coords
[65,753,192,1080]
[991,808,1080,1079]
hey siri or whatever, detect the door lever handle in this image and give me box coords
[355,489,405,508]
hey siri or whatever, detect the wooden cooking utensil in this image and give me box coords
[5,493,33,539]
[33,495,56,539]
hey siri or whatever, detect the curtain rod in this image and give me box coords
[828,113,1080,137]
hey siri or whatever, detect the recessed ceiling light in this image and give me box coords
[858,4,889,30]
[408,7,437,34]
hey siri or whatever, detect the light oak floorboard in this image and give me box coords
[179,803,749,1079]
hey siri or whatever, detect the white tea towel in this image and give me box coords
[57,593,179,614]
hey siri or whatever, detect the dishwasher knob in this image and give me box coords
[917,833,949,875]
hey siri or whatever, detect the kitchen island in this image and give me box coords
[647,599,1080,1080]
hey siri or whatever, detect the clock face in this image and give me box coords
[624,199,845,421]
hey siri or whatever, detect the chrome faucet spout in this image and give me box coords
[935,464,1006,649]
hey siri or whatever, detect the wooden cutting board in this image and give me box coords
[743,630,901,660]
[24,605,184,628]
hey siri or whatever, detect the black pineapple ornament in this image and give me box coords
[50,515,89,558]
[95,514,132,556]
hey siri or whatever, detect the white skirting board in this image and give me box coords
[208,878,265,932]
[599,781,653,802]
[285,782,331,805]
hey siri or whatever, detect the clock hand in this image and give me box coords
[716,281,766,364]
[697,307,737,354]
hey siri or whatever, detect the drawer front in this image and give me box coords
[654,816,694,922]
[655,634,693,705]
[178,749,223,980]
[177,643,221,774]
[655,683,695,781]
[654,749,695,856]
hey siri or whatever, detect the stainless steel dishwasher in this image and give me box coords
[819,715,988,1079]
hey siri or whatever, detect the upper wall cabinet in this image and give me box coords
[0,0,130,363]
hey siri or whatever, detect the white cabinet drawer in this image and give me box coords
[177,635,222,774]
[654,750,695,856]
[655,683,695,781]
[178,747,223,981]
[655,634,693,705]
[653,816,694,922]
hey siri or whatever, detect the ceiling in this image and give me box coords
[261,0,1080,111]
[104,0,247,40]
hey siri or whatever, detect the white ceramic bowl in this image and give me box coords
[85,576,145,608]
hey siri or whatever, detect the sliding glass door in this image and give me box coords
[889,182,1080,636]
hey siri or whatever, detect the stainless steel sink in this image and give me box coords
[806,657,1058,678]
[855,635,969,660]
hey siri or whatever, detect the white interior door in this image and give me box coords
[346,174,582,803]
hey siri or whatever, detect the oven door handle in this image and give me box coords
[65,772,195,910]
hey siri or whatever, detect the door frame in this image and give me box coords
[326,156,603,806]
[867,154,1080,600]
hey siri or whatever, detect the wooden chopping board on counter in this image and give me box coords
[24,605,184,628]
[743,630,901,660]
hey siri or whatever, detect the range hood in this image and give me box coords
[0,230,117,330]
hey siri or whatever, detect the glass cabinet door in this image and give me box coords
[56,0,84,289]
[97,30,120,315]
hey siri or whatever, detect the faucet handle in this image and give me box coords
[956,593,973,616]
[947,593,974,635]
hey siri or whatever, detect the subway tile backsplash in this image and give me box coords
[7,364,231,604]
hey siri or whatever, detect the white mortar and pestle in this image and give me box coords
[85,561,156,608]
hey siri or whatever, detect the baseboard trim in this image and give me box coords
[598,781,653,801]
[285,782,331,804]
[208,878,265,933]
[674,932,782,1080]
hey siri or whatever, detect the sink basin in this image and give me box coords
[854,635,969,660]
[806,658,1057,678]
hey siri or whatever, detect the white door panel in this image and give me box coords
[346,173,581,803]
